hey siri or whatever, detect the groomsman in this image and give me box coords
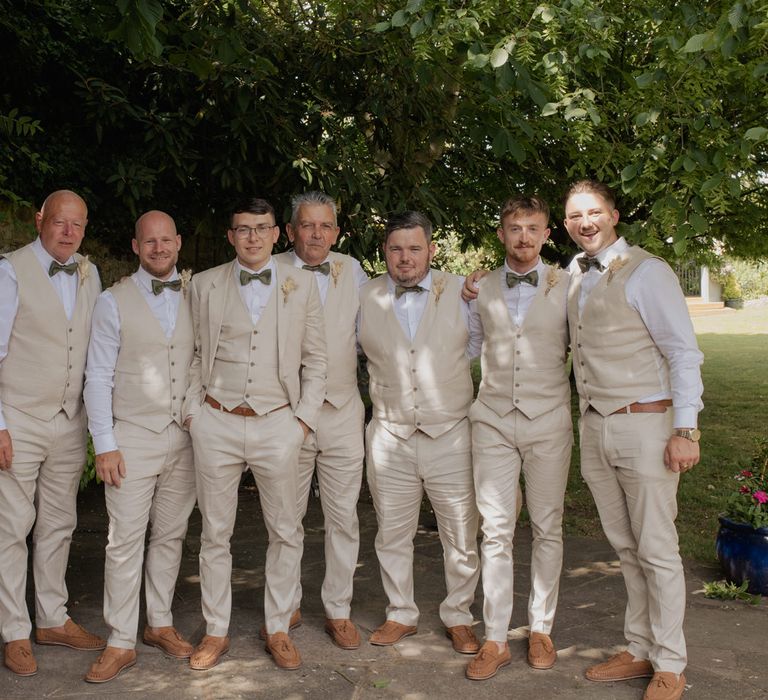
[274,191,368,650]
[465,196,572,680]
[358,211,481,654]
[83,211,197,682]
[183,198,326,671]
[0,190,104,677]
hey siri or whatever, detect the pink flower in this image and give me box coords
[741,470,754,477]
[753,491,768,505]
[740,485,751,494]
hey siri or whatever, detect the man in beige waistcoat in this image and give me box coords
[564,180,703,700]
[273,191,368,650]
[82,211,197,682]
[358,210,481,654]
[465,196,572,681]
[0,190,104,677]
[183,197,326,671]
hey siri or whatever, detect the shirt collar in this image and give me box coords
[387,269,432,294]
[235,257,274,277]
[289,250,330,269]
[595,237,629,265]
[136,265,179,292]
[503,257,543,276]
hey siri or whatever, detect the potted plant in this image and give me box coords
[716,440,768,594]
[721,271,744,309]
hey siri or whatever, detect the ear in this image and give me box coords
[542,227,552,241]
[175,234,182,251]
[428,241,437,261]
[286,223,296,244]
[612,209,620,225]
[496,227,505,245]
[131,238,140,256]
[35,211,43,233]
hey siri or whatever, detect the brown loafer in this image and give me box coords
[466,641,511,680]
[324,618,361,650]
[84,646,137,683]
[258,609,302,640]
[445,625,481,654]
[265,631,302,670]
[143,626,194,659]
[189,634,230,671]
[369,620,417,646]
[4,639,37,676]
[586,650,654,682]
[527,631,557,669]
[643,672,686,700]
[35,619,106,651]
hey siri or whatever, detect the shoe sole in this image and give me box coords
[142,639,193,659]
[466,657,511,680]
[5,665,38,677]
[84,658,136,683]
[369,629,417,646]
[325,628,360,650]
[189,647,230,671]
[586,669,654,682]
[446,632,480,655]
[36,639,107,651]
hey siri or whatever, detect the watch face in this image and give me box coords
[691,428,702,441]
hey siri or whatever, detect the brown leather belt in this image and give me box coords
[607,399,672,415]
[204,394,289,417]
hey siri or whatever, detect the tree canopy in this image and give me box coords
[1,0,766,269]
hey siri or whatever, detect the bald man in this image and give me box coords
[0,190,104,677]
[82,211,197,683]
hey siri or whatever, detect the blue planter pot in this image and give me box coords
[715,516,768,595]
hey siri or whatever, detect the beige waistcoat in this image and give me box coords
[358,271,472,439]
[0,243,99,420]
[274,251,360,409]
[475,265,570,419]
[568,246,671,416]
[206,279,289,413]
[110,277,194,431]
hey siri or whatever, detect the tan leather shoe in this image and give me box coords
[189,634,230,671]
[445,625,481,654]
[586,650,654,682]
[35,619,106,650]
[466,641,512,680]
[84,646,137,683]
[4,639,37,676]
[643,672,686,700]
[369,620,417,646]
[265,631,302,670]
[527,631,557,669]
[324,618,361,650]
[143,626,194,659]
[258,609,302,640]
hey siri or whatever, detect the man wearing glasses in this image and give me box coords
[182,198,326,671]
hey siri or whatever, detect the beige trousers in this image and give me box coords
[291,395,364,619]
[471,401,572,641]
[190,403,304,637]
[579,409,686,674]
[103,421,196,649]
[366,418,480,628]
[0,405,86,642]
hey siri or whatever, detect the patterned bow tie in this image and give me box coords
[506,270,539,288]
[302,262,330,275]
[395,284,426,299]
[240,269,272,286]
[577,256,604,273]
[151,279,182,295]
[48,261,78,277]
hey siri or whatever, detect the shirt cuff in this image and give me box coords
[92,432,118,455]
[672,407,698,430]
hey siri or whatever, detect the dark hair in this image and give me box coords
[500,195,550,224]
[383,210,433,245]
[562,180,616,209]
[230,197,275,227]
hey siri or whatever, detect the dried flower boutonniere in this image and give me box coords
[544,267,560,297]
[432,274,446,306]
[179,268,192,298]
[77,255,90,289]
[606,257,628,284]
[331,260,344,288]
[281,276,298,304]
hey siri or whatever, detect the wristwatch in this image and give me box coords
[674,428,701,442]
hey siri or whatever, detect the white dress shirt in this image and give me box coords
[84,267,183,454]
[0,237,99,431]
[235,258,275,324]
[568,237,704,428]
[286,251,369,304]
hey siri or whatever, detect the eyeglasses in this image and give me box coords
[231,224,276,239]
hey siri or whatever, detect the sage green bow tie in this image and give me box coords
[506,270,539,288]
[151,279,182,295]
[48,261,78,277]
[240,269,272,286]
[577,256,604,273]
[395,284,426,299]
[302,262,330,275]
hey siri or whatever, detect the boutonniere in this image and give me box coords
[607,257,628,284]
[179,268,192,298]
[544,267,560,297]
[432,275,446,305]
[77,255,90,289]
[331,260,344,287]
[281,276,298,304]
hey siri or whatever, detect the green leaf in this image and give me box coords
[564,106,587,120]
[681,33,709,53]
[492,129,508,157]
[700,174,723,193]
[372,21,391,32]
[391,10,409,27]
[372,678,391,688]
[744,127,768,141]
[410,18,426,38]
[541,102,559,116]
[683,156,696,172]
[621,164,638,182]
[489,47,509,68]
[405,0,424,12]
[689,212,708,234]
